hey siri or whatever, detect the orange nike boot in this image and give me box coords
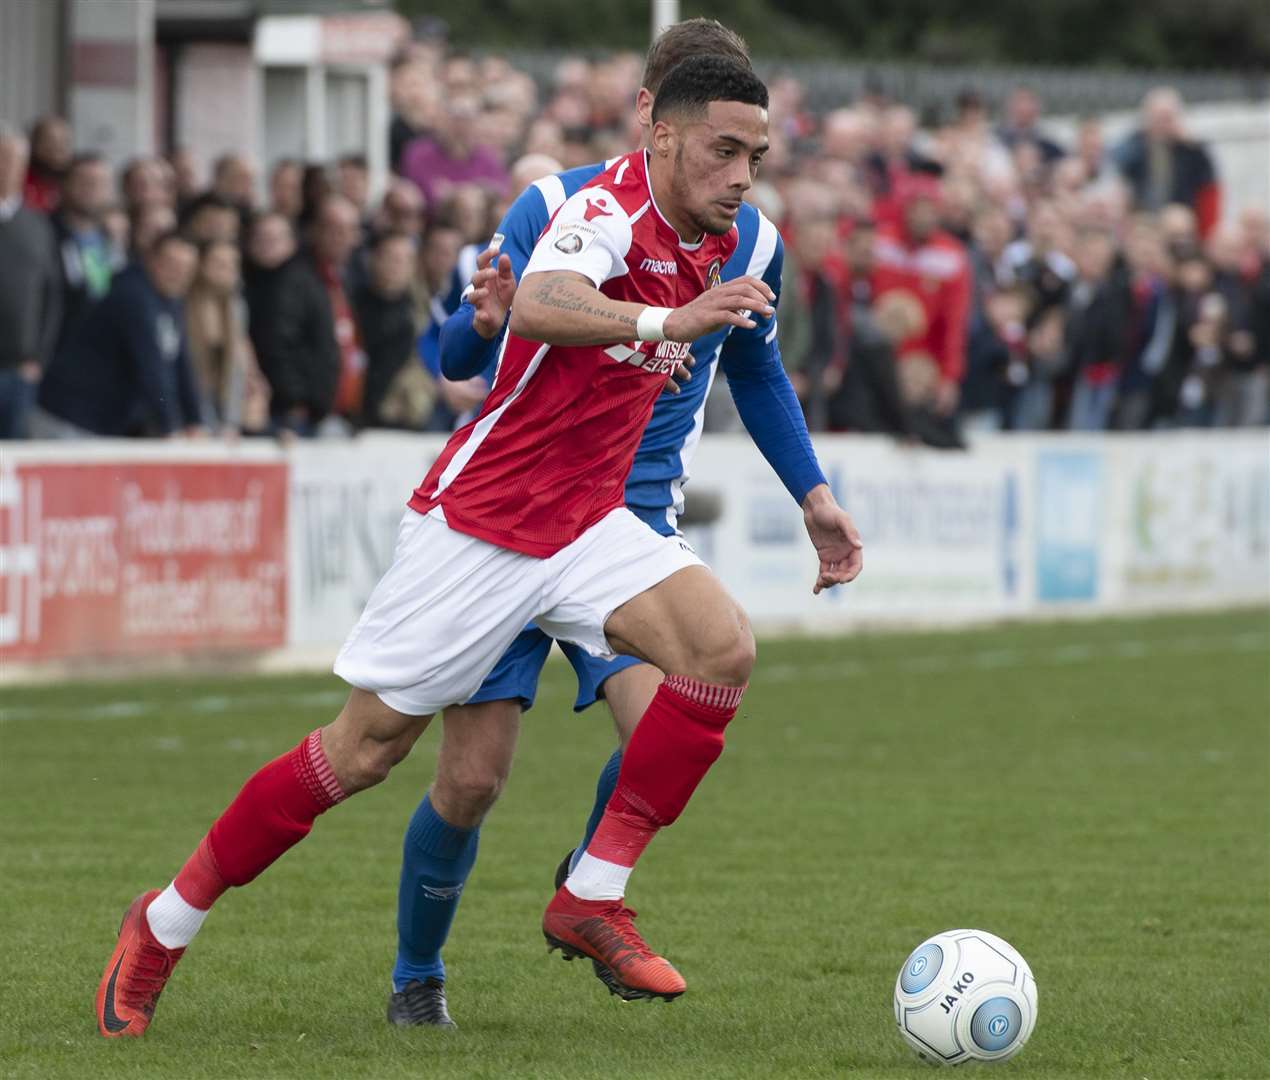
[95,891,185,1038]
[542,884,686,1002]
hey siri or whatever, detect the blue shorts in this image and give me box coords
[466,623,644,713]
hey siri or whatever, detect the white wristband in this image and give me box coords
[636,305,672,342]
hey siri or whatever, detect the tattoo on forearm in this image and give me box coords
[530,277,638,334]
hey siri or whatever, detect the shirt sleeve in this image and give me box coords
[720,227,828,506]
[521,186,632,287]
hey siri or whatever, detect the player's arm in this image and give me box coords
[438,185,545,379]
[720,231,862,591]
[507,186,773,347]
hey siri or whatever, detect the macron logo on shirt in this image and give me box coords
[640,258,678,275]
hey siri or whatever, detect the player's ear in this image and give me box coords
[635,88,653,129]
[651,119,675,158]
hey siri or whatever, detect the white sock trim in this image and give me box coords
[146,882,209,949]
[565,852,632,902]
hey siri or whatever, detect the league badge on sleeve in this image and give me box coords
[553,220,598,255]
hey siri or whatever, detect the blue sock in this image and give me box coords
[569,749,623,874]
[393,794,479,991]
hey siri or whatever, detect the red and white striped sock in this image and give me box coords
[146,729,346,948]
[566,676,744,901]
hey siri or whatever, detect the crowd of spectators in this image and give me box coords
[1,38,1267,445]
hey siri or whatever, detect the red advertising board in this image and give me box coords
[0,461,288,662]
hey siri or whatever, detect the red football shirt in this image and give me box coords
[410,151,738,557]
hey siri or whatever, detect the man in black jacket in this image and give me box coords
[246,203,348,434]
[34,230,203,437]
[353,230,422,428]
[1114,87,1221,238]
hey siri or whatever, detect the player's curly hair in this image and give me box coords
[641,18,750,95]
[651,56,768,124]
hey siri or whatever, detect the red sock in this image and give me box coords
[173,729,346,909]
[586,676,745,869]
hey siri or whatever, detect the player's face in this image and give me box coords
[665,101,769,236]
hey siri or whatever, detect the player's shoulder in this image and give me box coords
[525,159,615,221]
[723,202,783,279]
[576,152,653,220]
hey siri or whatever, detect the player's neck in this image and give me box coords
[645,152,703,246]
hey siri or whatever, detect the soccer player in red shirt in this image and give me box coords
[95,56,863,1037]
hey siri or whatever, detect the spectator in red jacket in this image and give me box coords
[871,172,972,416]
[23,115,71,213]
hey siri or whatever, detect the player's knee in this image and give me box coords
[688,611,756,687]
[714,622,757,687]
[435,763,508,821]
[346,731,415,790]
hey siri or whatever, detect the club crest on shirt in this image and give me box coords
[553,220,598,255]
[706,258,722,289]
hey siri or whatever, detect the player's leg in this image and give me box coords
[389,625,550,1027]
[566,564,753,907]
[535,512,749,999]
[557,651,663,881]
[98,508,545,1038]
[97,689,430,1038]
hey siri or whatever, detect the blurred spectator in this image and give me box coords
[248,197,357,435]
[101,204,130,264]
[269,158,303,220]
[872,173,971,417]
[1147,247,1222,426]
[337,153,371,221]
[830,277,917,440]
[185,238,269,434]
[0,126,61,438]
[34,230,202,438]
[242,212,296,422]
[1064,228,1133,430]
[120,156,172,215]
[23,115,71,212]
[353,230,429,428]
[50,153,118,355]
[167,146,202,213]
[400,95,509,206]
[211,153,257,235]
[376,177,427,239]
[298,163,333,231]
[436,183,493,245]
[414,219,485,429]
[782,206,846,432]
[180,192,240,245]
[997,86,1064,166]
[961,204,1017,429]
[389,56,441,171]
[130,203,177,261]
[1115,88,1221,239]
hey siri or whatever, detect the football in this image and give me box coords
[893,929,1038,1065]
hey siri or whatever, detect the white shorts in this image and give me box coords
[333,506,703,716]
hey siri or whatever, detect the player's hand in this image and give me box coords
[663,354,694,395]
[801,483,863,594]
[469,248,517,340]
[663,276,775,343]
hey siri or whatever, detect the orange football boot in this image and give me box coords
[543,884,686,1001]
[95,891,185,1038]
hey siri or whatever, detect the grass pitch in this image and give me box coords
[1,608,1267,1079]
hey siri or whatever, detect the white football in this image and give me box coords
[893,929,1038,1065]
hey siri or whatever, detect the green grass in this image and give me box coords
[1,608,1267,1079]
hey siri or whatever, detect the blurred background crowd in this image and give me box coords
[2,29,1268,446]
